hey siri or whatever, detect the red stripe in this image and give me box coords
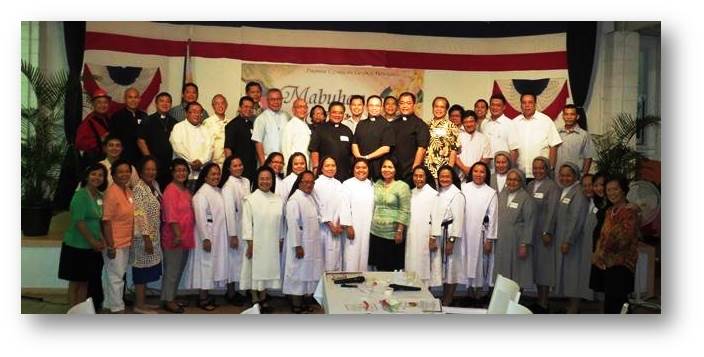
[138,68,162,111]
[541,82,571,119]
[85,31,567,71]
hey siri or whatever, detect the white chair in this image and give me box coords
[506,300,533,315]
[66,297,96,315]
[240,303,261,315]
[494,274,521,302]
[487,289,512,314]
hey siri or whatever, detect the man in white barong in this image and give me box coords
[169,102,214,188]
[283,171,323,313]
[252,88,289,166]
[280,98,311,168]
[240,166,285,313]
[202,94,232,167]
[431,166,467,306]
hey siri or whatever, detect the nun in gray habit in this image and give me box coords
[489,151,512,194]
[494,168,536,289]
[553,162,592,311]
[527,156,561,311]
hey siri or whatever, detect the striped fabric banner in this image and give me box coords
[84,22,568,72]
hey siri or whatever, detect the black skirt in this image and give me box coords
[58,242,103,282]
[368,234,406,271]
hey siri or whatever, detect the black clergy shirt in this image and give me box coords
[308,121,354,181]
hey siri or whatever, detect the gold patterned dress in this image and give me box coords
[425,118,461,178]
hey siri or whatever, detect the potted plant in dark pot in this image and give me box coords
[21,61,68,236]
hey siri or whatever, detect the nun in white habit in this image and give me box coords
[283,171,323,313]
[313,156,346,272]
[183,163,228,311]
[340,158,374,272]
[405,165,441,288]
[553,162,591,313]
[220,156,251,304]
[431,165,467,306]
[494,168,536,289]
[461,161,498,292]
[490,151,512,194]
[278,153,308,280]
[240,166,285,313]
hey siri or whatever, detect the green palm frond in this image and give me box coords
[593,112,661,180]
[20,60,69,206]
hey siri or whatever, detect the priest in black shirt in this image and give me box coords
[309,101,354,181]
[137,92,177,189]
[224,96,258,183]
[109,87,148,166]
[390,92,430,185]
[352,95,395,181]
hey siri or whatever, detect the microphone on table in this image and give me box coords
[333,276,365,284]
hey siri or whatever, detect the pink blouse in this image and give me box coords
[161,183,196,250]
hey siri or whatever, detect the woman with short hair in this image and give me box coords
[240,166,286,313]
[101,158,135,313]
[130,156,163,314]
[58,163,108,310]
[183,162,229,311]
[592,177,640,313]
[160,158,196,313]
[369,157,411,271]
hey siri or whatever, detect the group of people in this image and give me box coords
[59,81,641,313]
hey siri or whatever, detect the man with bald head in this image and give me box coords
[203,94,231,166]
[280,97,311,167]
[109,87,148,165]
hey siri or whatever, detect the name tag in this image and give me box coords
[533,192,544,199]
[509,202,519,209]
[592,206,598,214]
[562,197,572,204]
[433,128,447,137]
[340,135,349,142]
[96,199,103,206]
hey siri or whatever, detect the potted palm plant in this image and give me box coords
[21,61,68,236]
[592,113,661,180]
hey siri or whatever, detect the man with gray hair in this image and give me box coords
[251,88,289,165]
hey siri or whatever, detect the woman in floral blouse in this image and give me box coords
[130,156,163,314]
[592,177,640,313]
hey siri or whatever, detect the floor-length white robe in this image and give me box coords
[278,173,299,276]
[431,185,467,285]
[240,189,285,290]
[313,175,345,271]
[221,175,250,283]
[282,189,323,295]
[183,184,228,289]
[405,184,441,287]
[461,181,498,288]
[340,177,374,272]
